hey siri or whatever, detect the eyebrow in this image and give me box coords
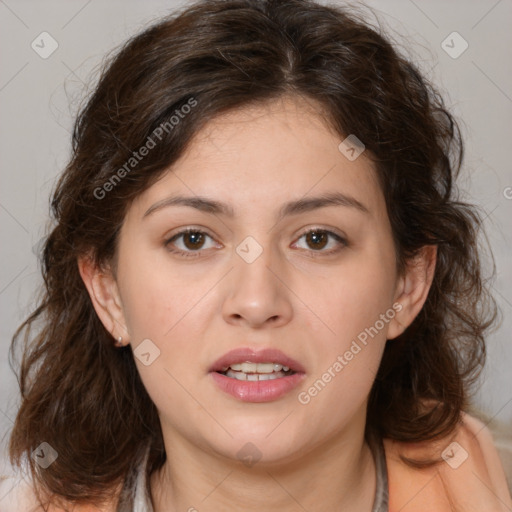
[142,191,370,222]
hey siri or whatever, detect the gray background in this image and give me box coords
[1,0,511,477]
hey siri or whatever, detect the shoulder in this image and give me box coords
[0,473,44,512]
[487,414,512,496]
[383,411,512,512]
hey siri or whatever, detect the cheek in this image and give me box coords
[116,244,198,340]
[121,276,174,340]
[298,249,395,408]
[305,248,397,343]
[118,249,208,419]
[345,235,398,326]
[299,287,390,430]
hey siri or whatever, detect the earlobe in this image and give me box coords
[387,245,437,340]
[77,255,129,344]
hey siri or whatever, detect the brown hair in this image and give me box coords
[8,0,498,508]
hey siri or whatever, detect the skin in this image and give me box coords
[79,94,436,512]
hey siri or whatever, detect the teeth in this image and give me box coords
[241,362,257,373]
[226,369,247,380]
[228,362,289,374]
[219,361,296,380]
[225,369,289,381]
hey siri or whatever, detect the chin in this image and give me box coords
[208,427,306,466]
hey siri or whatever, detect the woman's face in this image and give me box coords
[107,96,406,464]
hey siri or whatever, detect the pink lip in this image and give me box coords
[208,347,306,403]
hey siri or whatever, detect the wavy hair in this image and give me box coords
[8,0,498,508]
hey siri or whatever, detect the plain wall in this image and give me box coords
[1,0,511,478]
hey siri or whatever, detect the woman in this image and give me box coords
[3,0,511,510]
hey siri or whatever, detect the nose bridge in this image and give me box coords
[234,232,280,297]
[222,232,293,327]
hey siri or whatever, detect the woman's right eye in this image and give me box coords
[164,228,218,258]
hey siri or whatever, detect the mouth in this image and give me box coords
[218,362,296,381]
[209,347,306,402]
[209,347,305,376]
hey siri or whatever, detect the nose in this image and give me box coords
[221,242,293,329]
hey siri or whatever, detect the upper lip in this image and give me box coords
[209,347,306,373]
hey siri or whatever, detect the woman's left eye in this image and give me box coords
[164,228,347,258]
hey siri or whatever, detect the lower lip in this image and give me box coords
[210,371,305,402]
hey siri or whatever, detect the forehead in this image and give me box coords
[128,95,385,222]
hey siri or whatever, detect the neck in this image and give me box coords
[150,419,377,512]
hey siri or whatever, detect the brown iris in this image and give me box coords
[182,231,205,250]
[305,231,328,250]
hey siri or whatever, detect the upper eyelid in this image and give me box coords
[166,226,216,242]
[166,225,345,238]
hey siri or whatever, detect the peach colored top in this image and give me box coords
[384,412,512,511]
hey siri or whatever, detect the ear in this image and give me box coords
[77,254,129,345]
[387,245,437,340]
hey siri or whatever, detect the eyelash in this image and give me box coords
[164,227,348,258]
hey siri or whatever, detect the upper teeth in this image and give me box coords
[222,362,290,373]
